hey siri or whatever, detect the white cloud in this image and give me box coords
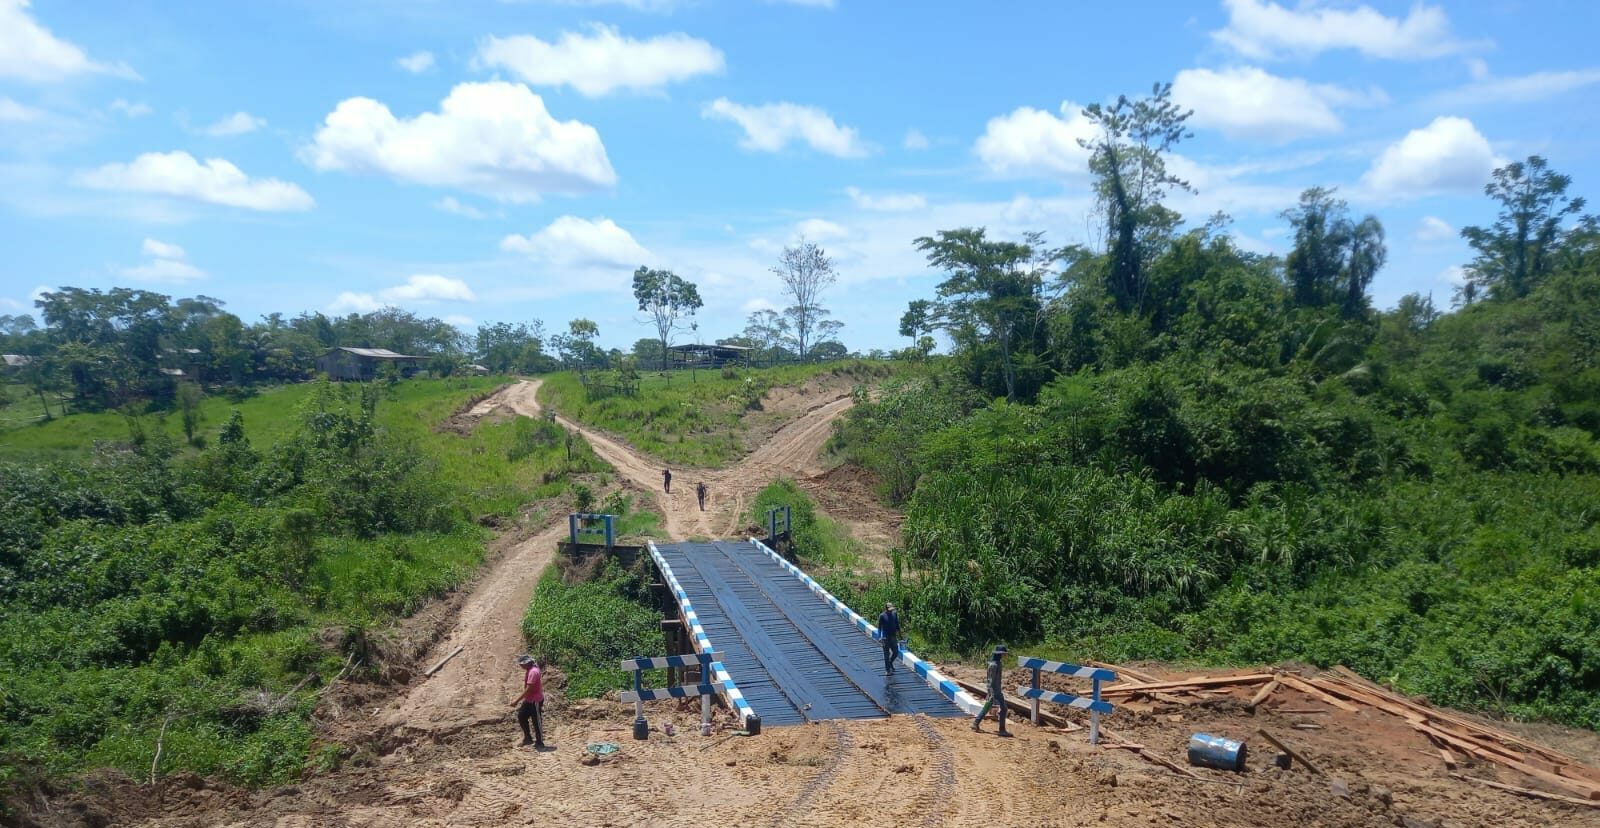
[109,98,150,118]
[0,96,42,122]
[329,274,477,314]
[500,216,651,268]
[433,196,495,219]
[120,238,204,284]
[444,314,475,328]
[304,82,615,203]
[396,50,435,74]
[1362,116,1500,197]
[974,101,1096,179]
[1417,216,1454,241]
[1212,0,1474,61]
[0,0,138,82]
[77,151,315,211]
[1466,58,1490,81]
[1173,66,1385,142]
[474,25,723,97]
[796,218,848,241]
[845,186,926,212]
[903,128,930,150]
[202,111,266,137]
[141,238,184,259]
[1439,265,1468,285]
[1430,67,1600,108]
[741,297,777,313]
[703,98,868,158]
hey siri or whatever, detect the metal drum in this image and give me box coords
[1187,732,1248,771]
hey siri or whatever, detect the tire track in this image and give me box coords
[911,716,957,828]
[776,721,857,827]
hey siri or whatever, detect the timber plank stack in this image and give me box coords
[1087,661,1600,806]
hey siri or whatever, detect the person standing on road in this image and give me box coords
[662,468,672,494]
[878,602,901,676]
[972,646,1010,736]
[512,654,546,748]
[696,481,708,511]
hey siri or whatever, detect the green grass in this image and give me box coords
[0,376,609,793]
[538,361,892,466]
[749,479,867,570]
[521,559,662,699]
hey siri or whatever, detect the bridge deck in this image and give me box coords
[654,540,964,726]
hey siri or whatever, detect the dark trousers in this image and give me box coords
[882,638,898,674]
[975,694,1008,729]
[517,700,544,744]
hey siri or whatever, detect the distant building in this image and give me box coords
[2,354,32,375]
[316,347,425,381]
[666,343,751,369]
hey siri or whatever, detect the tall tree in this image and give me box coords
[631,267,702,370]
[1079,83,1194,313]
[914,227,1046,401]
[899,299,936,360]
[771,239,838,362]
[1282,187,1385,317]
[742,309,792,364]
[1461,155,1590,299]
[1343,216,1386,317]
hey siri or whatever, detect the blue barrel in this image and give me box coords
[1187,733,1247,771]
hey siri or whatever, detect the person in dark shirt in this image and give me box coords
[662,468,672,493]
[696,481,708,511]
[877,602,901,676]
[972,646,1010,736]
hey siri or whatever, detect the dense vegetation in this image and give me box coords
[538,362,889,466]
[830,87,1600,728]
[0,378,604,792]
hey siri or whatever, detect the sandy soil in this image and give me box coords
[55,377,1599,828]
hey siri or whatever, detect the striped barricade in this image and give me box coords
[646,541,760,734]
[1015,656,1117,744]
[746,537,985,717]
[620,652,720,738]
[619,684,719,703]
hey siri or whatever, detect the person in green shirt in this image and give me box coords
[972,645,1011,736]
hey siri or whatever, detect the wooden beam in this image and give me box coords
[1256,728,1323,775]
[1278,674,1359,712]
[1450,773,1600,808]
[1247,679,1280,710]
[1101,673,1273,695]
[1089,660,1161,684]
[424,645,465,678]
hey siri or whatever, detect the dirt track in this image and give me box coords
[110,379,1599,828]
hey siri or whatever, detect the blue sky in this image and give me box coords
[2,0,1597,352]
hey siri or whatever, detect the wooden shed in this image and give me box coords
[316,347,424,381]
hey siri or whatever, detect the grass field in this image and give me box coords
[537,361,891,466]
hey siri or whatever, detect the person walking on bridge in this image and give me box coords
[662,468,672,494]
[696,481,708,511]
[512,654,546,748]
[972,646,1011,736]
[878,602,901,676]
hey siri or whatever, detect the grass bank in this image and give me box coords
[537,361,891,466]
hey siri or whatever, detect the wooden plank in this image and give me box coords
[1256,728,1323,775]
[1247,680,1280,710]
[1278,674,1359,712]
[1101,673,1273,695]
[1090,660,1161,684]
[1450,773,1600,808]
[1415,723,1600,801]
[424,645,465,678]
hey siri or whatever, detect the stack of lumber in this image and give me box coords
[1088,661,1600,805]
[1305,667,1600,805]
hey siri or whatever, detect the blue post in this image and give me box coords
[1030,664,1041,725]
[568,513,578,545]
[604,514,615,549]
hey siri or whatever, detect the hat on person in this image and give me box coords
[992,645,1008,659]
[885,602,895,611]
[516,654,534,667]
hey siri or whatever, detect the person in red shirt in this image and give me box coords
[512,654,545,748]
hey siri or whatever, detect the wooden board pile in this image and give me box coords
[1092,662,1600,807]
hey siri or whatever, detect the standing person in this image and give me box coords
[972,646,1010,736]
[878,602,901,676]
[662,468,672,494]
[511,654,545,748]
[696,481,708,511]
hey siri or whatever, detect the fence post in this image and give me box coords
[632,664,648,740]
[604,514,615,549]
[568,513,578,545]
[1030,664,1041,725]
[1090,676,1102,745]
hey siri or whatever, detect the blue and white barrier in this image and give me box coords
[646,541,760,732]
[1015,655,1117,744]
[619,684,719,703]
[621,654,718,671]
[746,537,985,717]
